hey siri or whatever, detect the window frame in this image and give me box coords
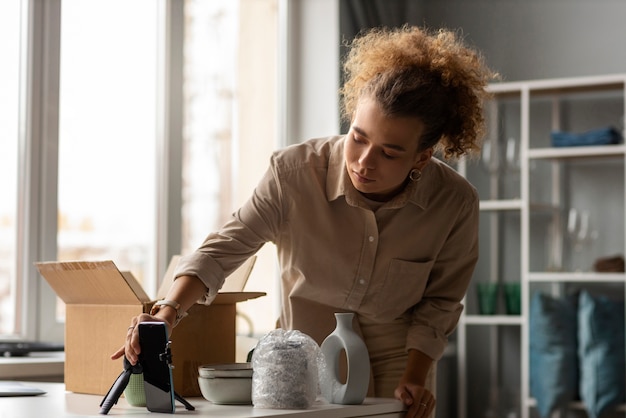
[18,0,62,341]
[14,0,183,342]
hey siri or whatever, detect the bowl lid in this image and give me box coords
[198,362,253,378]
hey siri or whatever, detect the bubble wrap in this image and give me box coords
[251,329,329,409]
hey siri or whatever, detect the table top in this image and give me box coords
[2,382,406,418]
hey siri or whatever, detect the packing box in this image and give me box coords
[36,257,264,397]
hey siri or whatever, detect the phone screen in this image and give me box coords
[138,322,175,413]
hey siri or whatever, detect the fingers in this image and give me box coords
[112,313,169,365]
[125,329,137,364]
[398,390,413,405]
[109,317,140,365]
[124,318,141,365]
[405,397,436,418]
[396,387,436,418]
[110,345,125,360]
[418,396,436,417]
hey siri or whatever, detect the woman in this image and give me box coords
[113,25,496,418]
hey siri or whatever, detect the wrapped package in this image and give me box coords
[251,329,327,409]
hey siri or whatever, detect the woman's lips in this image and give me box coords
[353,171,374,184]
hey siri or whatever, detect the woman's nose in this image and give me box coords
[358,147,376,169]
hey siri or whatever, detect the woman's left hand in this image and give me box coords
[394,381,436,418]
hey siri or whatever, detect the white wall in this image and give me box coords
[281,0,340,146]
[285,0,626,121]
[423,0,626,82]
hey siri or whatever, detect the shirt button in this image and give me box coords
[359,279,366,285]
[368,236,374,242]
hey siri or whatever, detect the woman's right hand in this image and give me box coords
[111,274,207,365]
[110,313,172,365]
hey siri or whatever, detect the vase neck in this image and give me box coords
[335,313,354,329]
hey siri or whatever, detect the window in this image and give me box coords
[0,0,21,335]
[57,0,159,288]
[2,0,279,343]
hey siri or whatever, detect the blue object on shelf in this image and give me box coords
[551,126,623,147]
[529,292,578,418]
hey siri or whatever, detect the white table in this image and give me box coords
[2,382,406,418]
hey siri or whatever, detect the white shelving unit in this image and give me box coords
[457,74,626,418]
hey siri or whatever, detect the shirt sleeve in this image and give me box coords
[405,191,479,361]
[173,154,285,301]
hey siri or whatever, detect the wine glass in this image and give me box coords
[481,137,502,175]
[505,137,520,172]
[567,209,598,272]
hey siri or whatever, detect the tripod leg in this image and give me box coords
[99,369,132,415]
[174,391,195,411]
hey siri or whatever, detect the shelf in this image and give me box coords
[528,144,626,160]
[463,315,523,325]
[489,73,626,96]
[0,352,64,380]
[528,202,559,212]
[526,398,626,413]
[528,271,626,283]
[461,73,626,418]
[479,199,523,211]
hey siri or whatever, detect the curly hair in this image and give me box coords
[340,25,498,160]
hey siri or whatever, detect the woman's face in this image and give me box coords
[344,97,432,201]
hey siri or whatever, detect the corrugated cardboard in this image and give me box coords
[36,257,264,397]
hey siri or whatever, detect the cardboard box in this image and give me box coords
[36,257,264,397]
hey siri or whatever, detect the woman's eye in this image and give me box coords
[351,134,398,159]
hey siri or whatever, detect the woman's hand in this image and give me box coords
[110,313,172,365]
[110,274,207,365]
[394,349,436,418]
[394,380,436,418]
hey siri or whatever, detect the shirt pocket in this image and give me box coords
[375,258,435,317]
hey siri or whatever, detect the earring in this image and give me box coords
[409,168,422,182]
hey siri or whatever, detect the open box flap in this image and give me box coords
[36,260,151,305]
[157,255,258,298]
[212,291,266,304]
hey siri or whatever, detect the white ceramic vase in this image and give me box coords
[320,312,370,404]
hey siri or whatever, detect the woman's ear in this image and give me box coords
[415,148,433,170]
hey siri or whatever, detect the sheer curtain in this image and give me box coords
[182,1,239,253]
[183,0,280,336]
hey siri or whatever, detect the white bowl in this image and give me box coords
[197,363,253,404]
[197,375,252,405]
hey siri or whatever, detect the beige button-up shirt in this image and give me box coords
[174,135,478,361]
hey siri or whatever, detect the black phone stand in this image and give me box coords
[99,356,194,415]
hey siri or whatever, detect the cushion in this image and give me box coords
[529,291,578,418]
[578,290,625,418]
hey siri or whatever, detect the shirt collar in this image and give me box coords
[326,136,432,210]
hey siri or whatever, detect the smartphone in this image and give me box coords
[138,322,175,413]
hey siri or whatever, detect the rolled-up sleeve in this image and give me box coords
[173,155,285,303]
[406,192,479,361]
